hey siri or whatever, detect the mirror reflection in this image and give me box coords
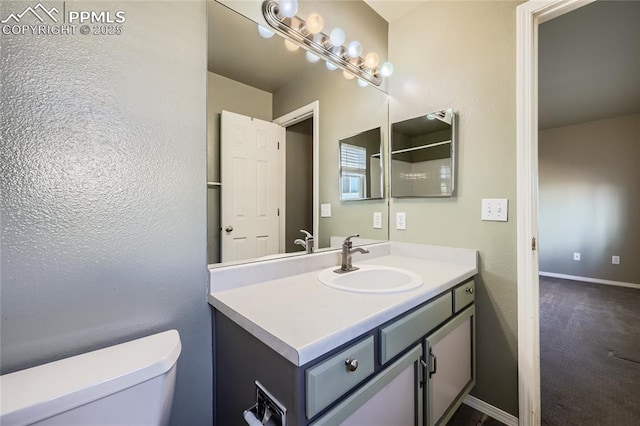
[207,0,390,265]
[339,128,383,201]
[390,108,456,198]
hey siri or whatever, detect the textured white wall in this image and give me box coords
[388,1,519,415]
[0,2,211,425]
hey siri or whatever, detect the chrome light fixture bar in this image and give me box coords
[262,0,383,86]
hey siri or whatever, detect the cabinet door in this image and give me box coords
[311,345,423,426]
[424,306,475,426]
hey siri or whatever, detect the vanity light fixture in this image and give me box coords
[261,0,393,86]
[257,25,275,39]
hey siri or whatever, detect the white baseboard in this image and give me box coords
[539,272,640,290]
[463,395,518,426]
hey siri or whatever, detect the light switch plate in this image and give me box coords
[396,212,406,230]
[573,252,581,261]
[373,212,382,229]
[320,203,331,218]
[481,199,508,222]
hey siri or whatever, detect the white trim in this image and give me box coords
[464,395,519,426]
[539,272,640,290]
[516,1,596,425]
[273,100,320,251]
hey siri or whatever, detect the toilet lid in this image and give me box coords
[0,329,181,425]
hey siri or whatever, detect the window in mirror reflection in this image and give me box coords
[390,109,456,198]
[338,127,384,201]
[340,143,367,200]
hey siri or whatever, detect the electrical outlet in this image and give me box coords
[396,212,407,230]
[612,255,620,265]
[573,252,581,261]
[481,199,508,221]
[373,212,382,229]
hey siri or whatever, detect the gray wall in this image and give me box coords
[539,113,640,283]
[388,1,518,416]
[206,72,273,264]
[0,2,211,425]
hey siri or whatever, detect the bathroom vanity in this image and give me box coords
[208,242,477,425]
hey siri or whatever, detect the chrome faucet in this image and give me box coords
[337,234,369,273]
[293,229,314,254]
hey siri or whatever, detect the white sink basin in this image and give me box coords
[317,265,424,294]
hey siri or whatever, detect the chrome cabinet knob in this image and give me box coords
[345,358,359,372]
[466,287,474,294]
[225,225,233,233]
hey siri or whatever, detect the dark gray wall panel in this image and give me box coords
[0,2,211,425]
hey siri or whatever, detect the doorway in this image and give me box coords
[283,118,314,253]
[517,0,639,424]
[537,2,640,423]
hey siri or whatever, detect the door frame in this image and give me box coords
[273,101,320,251]
[516,1,595,424]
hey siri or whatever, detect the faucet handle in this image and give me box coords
[343,234,360,246]
[300,229,313,238]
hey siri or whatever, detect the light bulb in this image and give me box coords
[357,79,368,87]
[347,41,362,58]
[326,62,338,71]
[284,39,299,51]
[380,61,394,77]
[257,25,274,39]
[278,0,298,18]
[329,28,345,46]
[306,13,323,34]
[306,51,320,63]
[343,71,355,80]
[364,52,379,68]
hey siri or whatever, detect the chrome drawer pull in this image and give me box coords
[345,358,359,372]
[466,287,474,294]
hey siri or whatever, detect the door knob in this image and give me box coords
[225,225,233,233]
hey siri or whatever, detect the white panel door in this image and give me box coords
[221,111,284,262]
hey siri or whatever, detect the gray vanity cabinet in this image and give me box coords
[212,278,475,426]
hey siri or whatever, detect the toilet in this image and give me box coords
[0,329,181,426]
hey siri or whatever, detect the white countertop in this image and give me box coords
[208,242,477,366]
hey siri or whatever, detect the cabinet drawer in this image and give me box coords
[306,336,375,419]
[453,280,475,313]
[380,292,452,364]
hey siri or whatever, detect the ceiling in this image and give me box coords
[362,0,426,23]
[539,1,640,129]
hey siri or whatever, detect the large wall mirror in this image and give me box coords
[390,108,456,198]
[208,0,390,265]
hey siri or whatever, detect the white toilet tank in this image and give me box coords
[0,329,181,426]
